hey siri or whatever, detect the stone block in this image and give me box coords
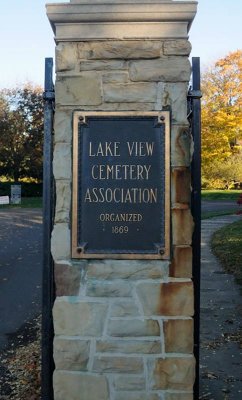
[102,72,129,84]
[170,246,192,278]
[54,108,72,143]
[171,167,191,205]
[53,298,108,336]
[77,42,92,59]
[115,393,160,400]
[164,319,193,353]
[96,339,161,354]
[148,357,195,390]
[93,356,143,373]
[103,83,157,102]
[55,74,102,106]
[54,262,81,296]
[136,282,194,316]
[156,83,188,124]
[111,301,140,317]
[54,338,90,370]
[87,41,162,59]
[172,209,194,245]
[80,60,126,71]
[114,376,146,391]
[51,223,70,261]
[55,180,71,223]
[87,260,169,280]
[129,57,191,82]
[107,319,160,337]
[163,40,192,56]
[171,126,193,167]
[54,371,109,400]
[86,281,132,297]
[165,394,193,400]
[56,43,78,72]
[53,143,71,180]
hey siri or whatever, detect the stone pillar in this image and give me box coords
[47,1,197,399]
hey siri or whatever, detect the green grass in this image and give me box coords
[211,219,242,284]
[202,189,241,201]
[0,197,42,209]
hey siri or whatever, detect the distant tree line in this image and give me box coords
[0,84,44,182]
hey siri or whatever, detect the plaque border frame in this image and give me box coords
[72,111,170,260]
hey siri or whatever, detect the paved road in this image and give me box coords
[202,200,238,214]
[200,215,242,400]
[0,209,42,350]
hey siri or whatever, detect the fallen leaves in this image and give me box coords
[0,315,41,400]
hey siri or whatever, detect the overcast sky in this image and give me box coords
[0,0,241,88]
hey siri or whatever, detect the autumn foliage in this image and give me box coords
[201,50,242,188]
[0,84,44,182]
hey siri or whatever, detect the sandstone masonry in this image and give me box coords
[47,1,197,399]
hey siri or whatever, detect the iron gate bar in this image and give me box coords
[42,57,55,400]
[188,57,202,400]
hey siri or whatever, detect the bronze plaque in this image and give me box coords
[72,111,170,259]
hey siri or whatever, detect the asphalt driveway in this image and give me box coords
[0,208,42,350]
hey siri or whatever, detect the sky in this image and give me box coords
[0,0,242,89]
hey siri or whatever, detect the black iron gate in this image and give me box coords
[42,58,55,400]
[188,57,202,400]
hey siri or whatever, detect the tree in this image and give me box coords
[201,50,242,187]
[0,84,44,182]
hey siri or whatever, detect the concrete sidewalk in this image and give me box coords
[200,215,242,400]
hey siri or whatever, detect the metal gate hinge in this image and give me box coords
[187,89,202,99]
[43,91,55,101]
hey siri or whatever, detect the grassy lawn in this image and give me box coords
[0,197,42,209]
[202,189,241,201]
[211,219,242,285]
